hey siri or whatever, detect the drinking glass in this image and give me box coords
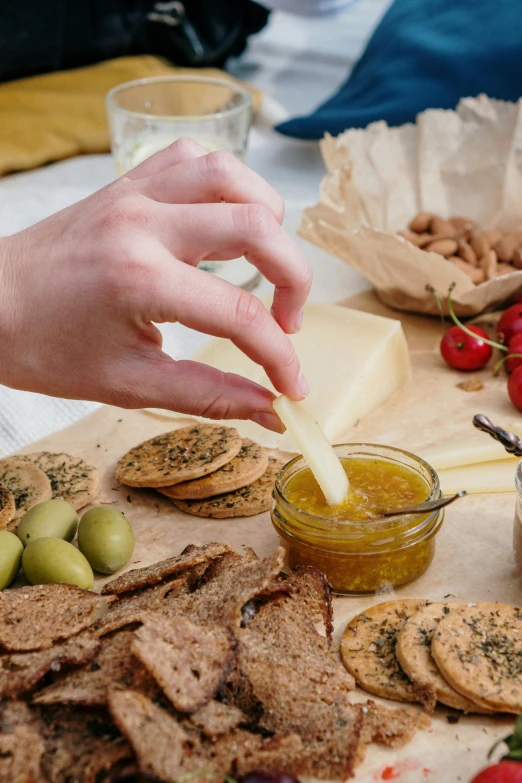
[106,75,260,290]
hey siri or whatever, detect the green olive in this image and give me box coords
[17,499,78,547]
[0,531,23,590]
[22,538,94,590]
[78,507,135,575]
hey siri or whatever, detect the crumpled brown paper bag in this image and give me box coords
[300,95,522,316]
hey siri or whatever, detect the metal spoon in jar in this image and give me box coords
[472,413,522,456]
[378,490,467,518]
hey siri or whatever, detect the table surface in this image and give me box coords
[0,0,392,454]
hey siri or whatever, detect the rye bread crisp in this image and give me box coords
[0,458,52,530]
[396,603,494,714]
[132,614,235,713]
[33,630,159,707]
[171,457,284,518]
[116,425,242,488]
[431,602,522,713]
[353,700,430,768]
[0,584,114,652]
[190,700,247,738]
[163,548,286,630]
[102,541,231,595]
[0,630,100,699]
[225,586,360,780]
[38,705,133,783]
[18,451,100,510]
[96,577,189,636]
[109,689,303,783]
[0,700,45,782]
[0,483,15,530]
[341,600,429,705]
[158,439,269,500]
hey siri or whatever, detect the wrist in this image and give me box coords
[0,234,20,384]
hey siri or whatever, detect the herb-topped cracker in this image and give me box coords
[18,451,100,510]
[172,457,285,518]
[116,425,242,488]
[341,600,429,704]
[0,458,52,529]
[0,483,15,530]
[158,439,269,500]
[132,614,235,713]
[432,602,522,713]
[396,602,493,714]
[0,583,114,651]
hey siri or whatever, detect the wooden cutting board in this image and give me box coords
[14,292,518,782]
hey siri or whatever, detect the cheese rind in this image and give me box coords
[437,459,518,495]
[174,300,411,451]
[273,396,349,506]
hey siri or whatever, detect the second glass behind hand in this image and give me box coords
[106,75,260,291]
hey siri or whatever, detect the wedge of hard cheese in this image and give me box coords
[186,301,411,450]
[437,459,518,495]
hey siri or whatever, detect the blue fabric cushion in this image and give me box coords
[276,0,522,139]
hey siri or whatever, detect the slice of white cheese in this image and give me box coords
[437,459,519,495]
[273,396,349,506]
[178,300,411,451]
[422,424,522,471]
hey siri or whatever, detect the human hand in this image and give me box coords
[0,140,312,432]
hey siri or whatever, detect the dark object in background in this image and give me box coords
[277,0,522,139]
[0,0,270,84]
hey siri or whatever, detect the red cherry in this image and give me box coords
[506,334,522,374]
[508,366,522,411]
[470,760,522,783]
[440,325,493,371]
[497,305,522,345]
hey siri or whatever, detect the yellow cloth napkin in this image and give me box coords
[0,55,261,177]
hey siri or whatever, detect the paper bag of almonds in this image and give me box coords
[300,95,522,316]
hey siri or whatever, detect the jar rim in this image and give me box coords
[273,442,440,530]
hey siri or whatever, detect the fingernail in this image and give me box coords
[294,308,304,332]
[252,411,285,433]
[297,372,310,397]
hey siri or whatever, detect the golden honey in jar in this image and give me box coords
[271,444,443,595]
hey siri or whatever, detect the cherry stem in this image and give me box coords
[446,286,507,353]
[493,353,522,376]
[426,284,446,329]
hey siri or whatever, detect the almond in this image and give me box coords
[481,249,498,280]
[457,239,477,266]
[450,216,475,234]
[495,233,519,262]
[397,231,429,247]
[430,216,457,237]
[449,257,485,284]
[498,262,516,276]
[482,230,503,246]
[425,238,458,257]
[513,247,522,269]
[470,234,490,259]
[409,212,434,233]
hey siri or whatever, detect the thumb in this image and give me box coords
[113,356,284,433]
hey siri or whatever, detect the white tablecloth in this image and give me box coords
[0,0,391,454]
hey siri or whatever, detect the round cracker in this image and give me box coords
[171,457,284,519]
[432,602,522,713]
[0,484,15,530]
[157,439,268,500]
[0,459,52,530]
[116,425,242,488]
[18,452,100,510]
[396,603,493,714]
[341,600,428,703]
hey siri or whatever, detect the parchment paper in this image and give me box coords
[15,292,520,782]
[300,95,522,316]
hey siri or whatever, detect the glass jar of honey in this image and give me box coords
[271,444,443,595]
[513,461,522,569]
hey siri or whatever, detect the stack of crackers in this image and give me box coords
[0,452,100,532]
[0,543,428,782]
[342,599,522,714]
[116,424,284,519]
